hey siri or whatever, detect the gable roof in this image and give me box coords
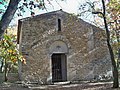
[19,9,67,21]
[19,9,104,31]
[17,10,104,44]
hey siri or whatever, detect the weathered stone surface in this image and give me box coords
[18,10,112,84]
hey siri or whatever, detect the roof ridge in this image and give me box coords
[20,9,67,21]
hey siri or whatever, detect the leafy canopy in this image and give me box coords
[0,34,26,66]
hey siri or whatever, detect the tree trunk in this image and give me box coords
[0,60,4,72]
[0,0,21,38]
[118,49,120,62]
[102,0,119,88]
[4,59,8,82]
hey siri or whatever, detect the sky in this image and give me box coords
[0,0,98,26]
[43,0,81,14]
[11,0,92,25]
[0,0,8,19]
[18,0,82,18]
[9,0,81,25]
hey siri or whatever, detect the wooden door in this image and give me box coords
[52,54,62,82]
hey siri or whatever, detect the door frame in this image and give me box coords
[51,53,67,82]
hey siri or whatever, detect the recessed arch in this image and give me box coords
[48,40,68,54]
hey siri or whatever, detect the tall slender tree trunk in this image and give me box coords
[102,0,119,88]
[4,59,8,82]
[0,0,21,38]
[0,60,4,72]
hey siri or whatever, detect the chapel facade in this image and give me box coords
[17,10,112,84]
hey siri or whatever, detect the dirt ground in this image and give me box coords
[0,82,120,90]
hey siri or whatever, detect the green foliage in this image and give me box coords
[107,0,120,12]
[106,0,120,62]
[0,34,25,73]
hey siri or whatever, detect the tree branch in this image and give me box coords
[0,0,21,38]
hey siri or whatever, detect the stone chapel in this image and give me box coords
[17,10,112,84]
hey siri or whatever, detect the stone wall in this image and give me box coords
[18,10,112,84]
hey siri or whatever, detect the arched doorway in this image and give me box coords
[48,40,68,82]
[51,53,67,82]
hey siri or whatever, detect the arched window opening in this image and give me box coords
[58,19,61,31]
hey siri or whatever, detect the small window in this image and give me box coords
[58,19,61,31]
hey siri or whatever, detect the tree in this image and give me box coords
[100,0,119,87]
[0,0,21,38]
[78,0,103,27]
[0,0,47,38]
[107,0,120,67]
[101,0,120,87]
[0,34,25,82]
[0,0,47,81]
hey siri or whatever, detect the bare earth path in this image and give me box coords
[0,82,120,90]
